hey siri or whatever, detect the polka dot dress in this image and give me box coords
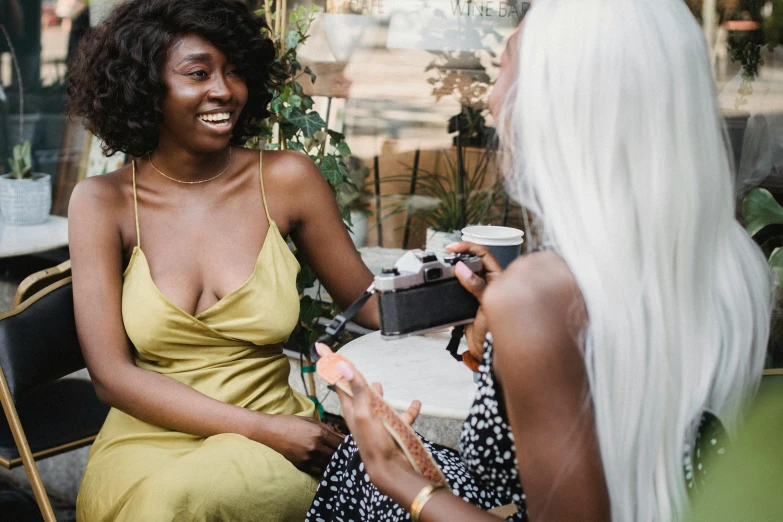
[305,335,726,521]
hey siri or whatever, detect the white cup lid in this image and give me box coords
[461,225,524,246]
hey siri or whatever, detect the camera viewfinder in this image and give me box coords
[424,267,443,282]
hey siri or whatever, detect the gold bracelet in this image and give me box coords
[410,483,447,522]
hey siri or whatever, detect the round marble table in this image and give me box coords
[338,330,477,420]
[0,216,69,258]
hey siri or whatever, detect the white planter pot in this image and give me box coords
[346,210,368,248]
[425,227,460,255]
[0,173,52,225]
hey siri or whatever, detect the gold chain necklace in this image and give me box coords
[147,147,232,184]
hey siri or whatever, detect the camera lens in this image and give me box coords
[424,267,442,282]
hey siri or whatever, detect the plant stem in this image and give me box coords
[0,24,24,145]
[317,97,332,160]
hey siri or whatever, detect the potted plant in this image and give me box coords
[0,23,52,225]
[719,2,776,172]
[0,139,52,225]
[741,187,783,367]
[338,156,373,248]
[385,146,506,253]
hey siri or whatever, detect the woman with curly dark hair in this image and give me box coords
[67,1,378,520]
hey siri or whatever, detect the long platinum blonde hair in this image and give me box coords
[500,0,772,520]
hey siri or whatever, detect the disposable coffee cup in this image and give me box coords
[461,226,524,269]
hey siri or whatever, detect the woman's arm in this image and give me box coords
[68,175,342,475]
[270,151,379,329]
[484,252,610,522]
[333,250,609,521]
[333,363,501,522]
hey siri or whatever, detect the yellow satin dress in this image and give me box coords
[76,152,318,521]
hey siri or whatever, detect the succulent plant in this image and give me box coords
[7,140,33,180]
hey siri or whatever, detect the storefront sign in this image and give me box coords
[386,0,529,52]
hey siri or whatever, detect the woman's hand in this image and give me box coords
[334,361,422,490]
[445,242,504,363]
[265,415,345,476]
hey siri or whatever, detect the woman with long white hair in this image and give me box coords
[306,0,772,520]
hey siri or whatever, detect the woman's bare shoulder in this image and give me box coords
[260,149,321,186]
[483,250,586,352]
[256,149,336,226]
[68,164,133,225]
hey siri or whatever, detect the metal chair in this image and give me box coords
[0,261,109,522]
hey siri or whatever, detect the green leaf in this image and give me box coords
[296,261,317,293]
[287,140,305,152]
[286,30,300,51]
[304,65,317,84]
[340,205,352,224]
[9,140,32,179]
[296,327,312,355]
[288,95,302,108]
[343,206,354,226]
[336,142,351,156]
[287,108,326,138]
[743,188,783,236]
[280,121,299,140]
[307,328,320,347]
[320,155,348,186]
[770,247,783,286]
[327,130,345,143]
[299,295,321,326]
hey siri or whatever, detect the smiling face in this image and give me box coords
[158,33,248,154]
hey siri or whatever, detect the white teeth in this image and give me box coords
[198,112,231,123]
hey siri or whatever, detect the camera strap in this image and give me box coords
[310,283,467,364]
[310,284,376,362]
[445,325,466,362]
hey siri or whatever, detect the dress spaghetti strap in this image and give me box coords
[132,160,141,249]
[258,150,272,223]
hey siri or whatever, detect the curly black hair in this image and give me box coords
[68,0,285,157]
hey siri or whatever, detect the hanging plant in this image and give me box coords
[252,3,358,403]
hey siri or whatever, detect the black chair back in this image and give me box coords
[0,277,85,401]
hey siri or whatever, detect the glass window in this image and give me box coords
[1,0,89,216]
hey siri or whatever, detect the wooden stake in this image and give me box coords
[263,0,273,30]
[275,0,282,40]
[280,1,287,56]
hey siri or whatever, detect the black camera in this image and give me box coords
[375,250,482,338]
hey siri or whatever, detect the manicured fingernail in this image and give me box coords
[446,242,460,249]
[337,361,355,381]
[455,261,473,279]
[315,342,332,357]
